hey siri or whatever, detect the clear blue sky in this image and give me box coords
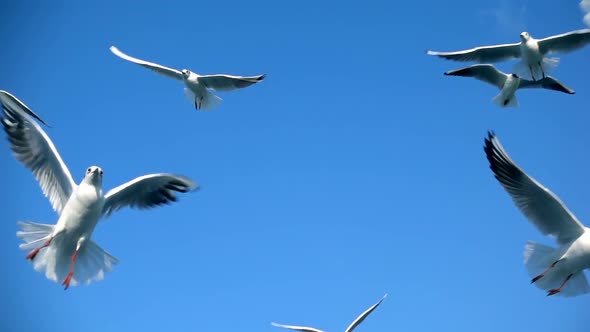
[1,0,589,331]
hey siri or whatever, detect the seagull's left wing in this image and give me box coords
[518,76,575,94]
[199,74,266,91]
[344,294,387,332]
[538,29,590,55]
[109,45,184,81]
[270,322,324,332]
[102,174,197,216]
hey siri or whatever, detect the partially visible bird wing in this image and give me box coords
[518,76,575,94]
[1,90,76,215]
[109,45,184,81]
[483,132,586,245]
[344,294,387,332]
[102,173,197,217]
[538,29,590,55]
[444,64,507,89]
[271,322,325,332]
[199,74,266,91]
[427,42,521,63]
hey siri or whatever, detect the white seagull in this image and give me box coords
[484,132,590,297]
[428,29,590,81]
[271,294,387,332]
[444,64,575,107]
[1,90,198,289]
[109,45,266,111]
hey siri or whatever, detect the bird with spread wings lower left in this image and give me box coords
[109,45,266,111]
[1,90,198,290]
[271,294,387,332]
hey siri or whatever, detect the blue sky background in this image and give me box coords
[1,0,590,331]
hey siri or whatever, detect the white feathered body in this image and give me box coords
[183,71,222,110]
[492,75,520,107]
[54,181,103,241]
[560,230,590,274]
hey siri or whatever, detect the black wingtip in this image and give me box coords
[258,74,267,81]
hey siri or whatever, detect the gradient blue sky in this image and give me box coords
[1,1,590,331]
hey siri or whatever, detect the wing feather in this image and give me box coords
[444,64,507,89]
[271,322,324,332]
[102,173,197,216]
[109,46,184,81]
[199,74,266,91]
[344,294,387,332]
[427,42,521,63]
[538,29,590,55]
[483,132,585,245]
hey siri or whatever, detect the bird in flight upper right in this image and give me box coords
[109,45,266,111]
[484,132,590,297]
[428,29,590,81]
[271,294,387,332]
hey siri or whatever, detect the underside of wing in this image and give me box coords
[427,42,521,63]
[0,91,76,215]
[102,173,198,216]
[109,45,183,81]
[483,132,585,245]
[270,322,325,332]
[199,74,266,91]
[344,294,387,332]
[518,77,575,94]
[444,64,506,89]
[539,29,590,55]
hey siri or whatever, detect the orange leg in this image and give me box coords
[531,260,561,283]
[62,250,79,290]
[547,273,574,296]
[26,238,53,260]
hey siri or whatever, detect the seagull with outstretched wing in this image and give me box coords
[1,90,198,289]
[444,64,575,107]
[109,45,265,111]
[484,132,590,297]
[271,294,387,332]
[428,29,590,81]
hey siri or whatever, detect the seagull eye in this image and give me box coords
[87,167,91,173]
[99,170,103,175]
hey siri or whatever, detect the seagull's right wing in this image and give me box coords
[109,46,184,81]
[344,294,387,332]
[538,29,590,55]
[271,322,325,332]
[0,91,76,215]
[484,132,586,245]
[444,64,507,89]
[518,77,576,94]
[427,42,521,63]
[199,74,266,91]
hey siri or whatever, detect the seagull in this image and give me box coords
[428,29,590,81]
[1,90,198,289]
[109,45,266,111]
[0,91,50,126]
[271,294,387,332]
[444,64,575,107]
[484,132,590,297]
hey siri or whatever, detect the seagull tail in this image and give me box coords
[511,57,560,81]
[523,241,589,297]
[16,221,119,287]
[183,88,223,111]
[492,93,518,108]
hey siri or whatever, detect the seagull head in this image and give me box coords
[181,69,191,79]
[511,73,519,79]
[83,166,103,186]
[520,32,531,42]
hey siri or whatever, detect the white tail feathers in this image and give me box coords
[183,87,223,111]
[523,241,590,297]
[492,93,518,108]
[512,57,560,81]
[17,221,119,287]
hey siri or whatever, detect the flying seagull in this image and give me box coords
[271,294,387,332]
[109,45,266,111]
[0,91,50,126]
[1,90,198,289]
[428,29,590,81]
[444,64,575,107]
[484,132,590,297]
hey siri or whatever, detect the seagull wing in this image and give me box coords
[1,90,76,215]
[109,45,184,81]
[427,42,521,63]
[102,173,197,216]
[484,132,586,245]
[518,77,575,94]
[444,64,507,89]
[199,74,266,91]
[344,294,387,332]
[271,322,325,332]
[538,29,590,55]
